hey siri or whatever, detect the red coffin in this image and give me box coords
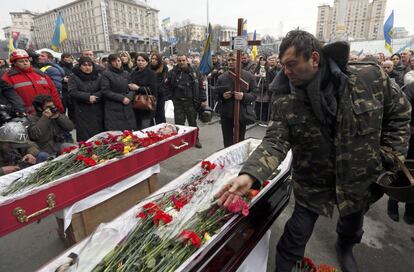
[0,125,197,237]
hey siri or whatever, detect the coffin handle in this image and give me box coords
[171,140,189,150]
[13,193,56,223]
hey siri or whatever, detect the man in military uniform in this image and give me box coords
[165,55,206,148]
[216,31,411,272]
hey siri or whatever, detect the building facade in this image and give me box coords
[32,0,159,53]
[316,0,387,42]
[2,11,36,49]
[174,24,207,42]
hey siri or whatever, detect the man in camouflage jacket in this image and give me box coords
[216,31,411,272]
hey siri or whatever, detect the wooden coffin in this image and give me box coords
[0,124,197,237]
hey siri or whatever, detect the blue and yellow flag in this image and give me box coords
[8,36,16,54]
[8,31,20,53]
[199,24,213,75]
[383,10,394,54]
[251,30,258,61]
[51,14,68,51]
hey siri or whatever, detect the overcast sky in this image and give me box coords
[1,0,412,37]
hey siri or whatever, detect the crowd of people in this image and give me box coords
[0,46,414,177]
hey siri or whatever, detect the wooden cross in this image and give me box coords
[220,18,261,144]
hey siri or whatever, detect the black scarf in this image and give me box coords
[294,58,346,134]
[72,65,99,81]
[109,65,124,74]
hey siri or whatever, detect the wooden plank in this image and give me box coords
[57,175,155,246]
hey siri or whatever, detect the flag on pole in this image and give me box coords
[51,13,68,51]
[250,30,258,61]
[8,31,20,54]
[242,19,248,37]
[199,24,213,75]
[383,10,394,54]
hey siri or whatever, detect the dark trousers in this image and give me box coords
[155,96,166,124]
[275,203,364,272]
[220,117,247,147]
[173,98,199,136]
[134,110,152,130]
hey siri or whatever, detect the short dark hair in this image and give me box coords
[279,30,323,62]
[32,94,53,111]
[61,53,72,59]
[137,53,149,63]
[108,53,120,63]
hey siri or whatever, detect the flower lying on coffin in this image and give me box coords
[226,195,249,216]
[179,230,202,248]
[153,210,173,226]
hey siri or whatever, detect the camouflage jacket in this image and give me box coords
[241,61,411,217]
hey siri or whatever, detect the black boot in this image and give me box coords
[387,198,399,222]
[195,138,202,149]
[403,202,414,225]
[335,241,359,272]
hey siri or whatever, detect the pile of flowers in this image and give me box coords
[295,257,338,272]
[1,127,178,196]
[90,160,254,272]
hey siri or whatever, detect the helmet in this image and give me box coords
[0,122,29,144]
[10,49,30,63]
[198,105,213,123]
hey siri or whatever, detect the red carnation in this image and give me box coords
[62,148,71,154]
[122,130,133,137]
[179,230,202,248]
[136,212,147,219]
[170,194,189,211]
[201,160,216,172]
[75,155,85,161]
[227,196,249,216]
[153,210,173,226]
[262,180,270,187]
[143,202,159,214]
[94,140,102,146]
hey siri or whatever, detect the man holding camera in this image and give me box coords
[27,94,74,156]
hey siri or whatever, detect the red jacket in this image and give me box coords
[1,66,64,114]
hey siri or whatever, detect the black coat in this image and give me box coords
[101,66,136,131]
[68,67,104,141]
[216,70,257,122]
[150,64,169,99]
[0,78,25,114]
[129,67,158,118]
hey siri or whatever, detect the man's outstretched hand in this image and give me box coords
[215,174,255,207]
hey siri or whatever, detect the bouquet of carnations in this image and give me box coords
[1,126,178,196]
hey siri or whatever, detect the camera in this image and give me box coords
[49,105,59,114]
[17,160,32,169]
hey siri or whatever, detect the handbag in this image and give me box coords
[133,87,156,111]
